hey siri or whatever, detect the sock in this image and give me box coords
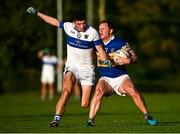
[144,113,152,120]
[49,95,53,100]
[88,118,94,123]
[54,114,62,123]
[41,96,45,101]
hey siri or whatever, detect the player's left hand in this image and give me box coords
[26,7,38,15]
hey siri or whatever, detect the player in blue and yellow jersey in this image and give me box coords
[26,7,112,127]
[87,20,158,127]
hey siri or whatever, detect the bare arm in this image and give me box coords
[37,50,44,59]
[95,45,108,61]
[129,49,137,63]
[37,12,60,27]
[116,46,137,65]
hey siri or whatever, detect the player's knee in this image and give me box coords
[62,87,71,97]
[81,101,89,108]
[95,87,104,98]
[129,88,139,98]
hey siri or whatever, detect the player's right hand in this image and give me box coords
[102,60,112,67]
[26,7,38,15]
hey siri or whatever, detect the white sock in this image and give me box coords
[54,115,62,123]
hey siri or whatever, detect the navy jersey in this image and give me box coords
[97,36,129,78]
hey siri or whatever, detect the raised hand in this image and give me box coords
[26,7,38,15]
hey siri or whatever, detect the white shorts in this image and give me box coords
[64,64,95,86]
[99,74,130,96]
[41,71,55,84]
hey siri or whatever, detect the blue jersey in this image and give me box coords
[97,36,129,78]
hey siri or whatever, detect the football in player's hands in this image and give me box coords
[114,49,131,63]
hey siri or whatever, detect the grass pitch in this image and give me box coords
[0,91,180,133]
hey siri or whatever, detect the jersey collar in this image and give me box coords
[104,35,115,45]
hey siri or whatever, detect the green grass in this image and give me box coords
[0,91,180,133]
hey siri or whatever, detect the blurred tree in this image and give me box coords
[0,0,56,93]
[98,0,106,21]
[104,0,180,91]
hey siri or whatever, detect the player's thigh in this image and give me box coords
[47,75,54,84]
[62,71,77,92]
[121,78,137,95]
[41,73,47,83]
[96,79,113,97]
[73,81,81,93]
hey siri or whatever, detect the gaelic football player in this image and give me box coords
[87,20,158,127]
[26,7,112,127]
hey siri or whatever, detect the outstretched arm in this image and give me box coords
[26,7,60,27]
[37,12,60,27]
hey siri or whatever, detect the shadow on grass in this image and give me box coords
[157,121,180,126]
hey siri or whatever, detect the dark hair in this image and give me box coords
[72,11,86,21]
[99,20,114,29]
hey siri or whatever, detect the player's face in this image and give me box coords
[74,20,86,32]
[99,23,111,41]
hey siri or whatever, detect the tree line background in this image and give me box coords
[0,0,180,94]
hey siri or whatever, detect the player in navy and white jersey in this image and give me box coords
[26,7,112,127]
[86,20,158,127]
[38,48,58,101]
